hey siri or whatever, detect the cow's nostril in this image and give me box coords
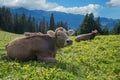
[66,40,73,44]
[66,40,69,43]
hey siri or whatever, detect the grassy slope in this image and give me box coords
[0,30,120,80]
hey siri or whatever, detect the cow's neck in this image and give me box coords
[91,33,96,38]
[54,37,64,49]
[54,31,65,49]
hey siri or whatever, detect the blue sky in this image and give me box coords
[47,0,120,19]
[47,0,108,7]
[0,0,120,19]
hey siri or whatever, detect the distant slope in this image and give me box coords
[0,30,21,50]
[10,8,118,30]
[0,30,21,41]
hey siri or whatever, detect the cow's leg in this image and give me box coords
[75,39,80,42]
[44,57,57,63]
[37,55,56,63]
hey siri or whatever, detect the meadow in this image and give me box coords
[0,30,120,80]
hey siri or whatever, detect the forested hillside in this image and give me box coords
[1,7,120,35]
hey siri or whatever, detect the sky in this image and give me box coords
[0,0,120,19]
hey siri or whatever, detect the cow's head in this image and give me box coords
[47,27,74,48]
[92,29,98,35]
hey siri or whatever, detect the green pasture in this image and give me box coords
[0,31,120,80]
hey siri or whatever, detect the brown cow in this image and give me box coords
[24,32,42,36]
[6,27,74,63]
[75,30,98,42]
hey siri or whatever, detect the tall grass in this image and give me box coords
[0,31,120,80]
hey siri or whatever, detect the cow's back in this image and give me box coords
[75,33,92,42]
[6,35,56,61]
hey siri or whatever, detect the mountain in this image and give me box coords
[10,7,118,30]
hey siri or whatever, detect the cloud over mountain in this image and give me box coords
[106,0,120,7]
[0,0,100,15]
[50,4,100,15]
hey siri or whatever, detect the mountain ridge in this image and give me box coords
[10,7,118,30]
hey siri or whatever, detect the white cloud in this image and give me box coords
[0,0,58,10]
[0,0,100,15]
[106,0,120,7]
[50,4,100,15]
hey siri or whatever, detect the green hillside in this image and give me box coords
[0,31,120,80]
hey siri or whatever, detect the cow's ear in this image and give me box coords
[67,29,74,36]
[47,30,55,37]
[92,29,98,33]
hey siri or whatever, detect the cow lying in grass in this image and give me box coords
[24,32,42,36]
[75,30,98,42]
[6,27,74,63]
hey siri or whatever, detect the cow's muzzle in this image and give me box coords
[64,39,73,46]
[66,39,73,44]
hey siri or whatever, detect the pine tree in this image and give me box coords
[0,7,2,29]
[95,16,102,34]
[76,14,89,34]
[0,7,7,30]
[31,17,36,32]
[39,17,47,33]
[14,13,19,33]
[56,21,68,30]
[0,7,13,32]
[21,13,27,33]
[112,20,120,34]
[49,13,55,30]
[87,13,95,31]
[17,13,26,33]
[0,7,40,34]
[27,15,33,32]
[76,13,102,35]
[102,25,109,35]
[5,8,13,32]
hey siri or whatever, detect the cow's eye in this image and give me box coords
[66,32,69,35]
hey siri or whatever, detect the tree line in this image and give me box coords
[0,7,120,35]
[0,7,68,34]
[76,13,120,35]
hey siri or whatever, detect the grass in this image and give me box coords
[0,30,120,80]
